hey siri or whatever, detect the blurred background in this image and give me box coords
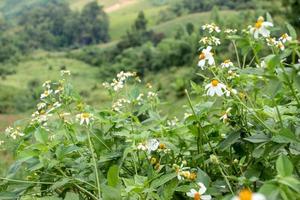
[0,0,299,168]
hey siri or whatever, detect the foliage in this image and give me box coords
[1,15,300,200]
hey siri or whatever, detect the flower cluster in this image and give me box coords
[202,23,221,33]
[102,71,138,91]
[5,126,24,140]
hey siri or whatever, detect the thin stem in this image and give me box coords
[74,183,98,200]
[218,166,234,195]
[232,40,241,68]
[87,129,102,199]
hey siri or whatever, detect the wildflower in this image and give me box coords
[136,93,144,105]
[147,139,159,153]
[221,59,234,68]
[147,91,158,99]
[5,126,25,140]
[266,37,277,46]
[186,182,212,200]
[232,188,266,200]
[184,113,192,119]
[205,80,227,96]
[233,159,239,164]
[137,143,147,151]
[47,102,62,113]
[42,80,51,89]
[250,16,273,39]
[60,70,71,76]
[256,61,266,68]
[150,157,157,165]
[210,154,219,164]
[279,33,292,43]
[112,98,130,112]
[276,41,285,51]
[225,87,238,97]
[40,90,53,99]
[224,28,237,34]
[167,117,178,127]
[76,112,94,125]
[198,46,215,70]
[173,163,190,180]
[202,23,221,33]
[227,70,239,80]
[146,83,153,89]
[37,102,47,110]
[0,140,4,145]
[54,86,64,94]
[220,108,232,123]
[199,36,221,46]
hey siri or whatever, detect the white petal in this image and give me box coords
[206,46,212,52]
[231,197,239,200]
[252,193,266,200]
[198,182,207,194]
[186,189,197,197]
[260,28,270,37]
[198,59,206,69]
[208,56,215,65]
[205,83,212,89]
[216,87,223,96]
[201,195,212,200]
[263,22,273,27]
[254,30,259,39]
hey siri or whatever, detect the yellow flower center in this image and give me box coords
[194,192,201,200]
[224,59,230,63]
[82,113,90,119]
[239,189,252,200]
[199,52,206,60]
[255,16,264,29]
[211,80,219,87]
[281,33,288,39]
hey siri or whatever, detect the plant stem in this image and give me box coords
[87,129,102,199]
[232,40,241,68]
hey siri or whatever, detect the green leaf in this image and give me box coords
[276,155,293,176]
[259,182,280,200]
[264,54,280,70]
[64,192,79,200]
[34,128,48,144]
[278,176,300,193]
[266,12,273,23]
[50,178,70,191]
[102,185,121,200]
[264,78,282,98]
[219,132,240,151]
[107,165,120,187]
[286,23,297,39]
[272,129,299,144]
[150,173,176,189]
[196,168,211,186]
[294,75,300,92]
[244,133,271,143]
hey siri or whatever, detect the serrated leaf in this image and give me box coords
[276,155,293,177]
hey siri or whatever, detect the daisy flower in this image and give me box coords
[40,90,53,99]
[198,46,215,70]
[232,188,266,200]
[276,41,285,51]
[250,16,273,39]
[221,59,234,68]
[76,112,94,125]
[205,80,227,96]
[279,33,292,43]
[186,182,212,200]
[220,107,232,123]
[227,70,239,80]
[266,37,277,46]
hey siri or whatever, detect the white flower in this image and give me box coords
[232,189,266,200]
[266,37,277,46]
[221,59,234,68]
[0,140,4,145]
[224,28,237,34]
[137,143,147,151]
[227,70,239,80]
[186,182,212,200]
[250,16,273,39]
[47,102,62,113]
[279,33,292,43]
[256,61,266,68]
[37,102,47,110]
[112,98,130,112]
[276,41,285,51]
[202,23,221,33]
[147,91,158,99]
[40,90,53,99]
[5,127,25,140]
[60,70,71,76]
[198,46,215,70]
[42,80,51,89]
[205,80,227,96]
[225,88,238,97]
[184,113,192,119]
[167,117,178,127]
[199,36,221,46]
[220,107,232,123]
[147,139,159,153]
[54,86,64,94]
[76,113,94,125]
